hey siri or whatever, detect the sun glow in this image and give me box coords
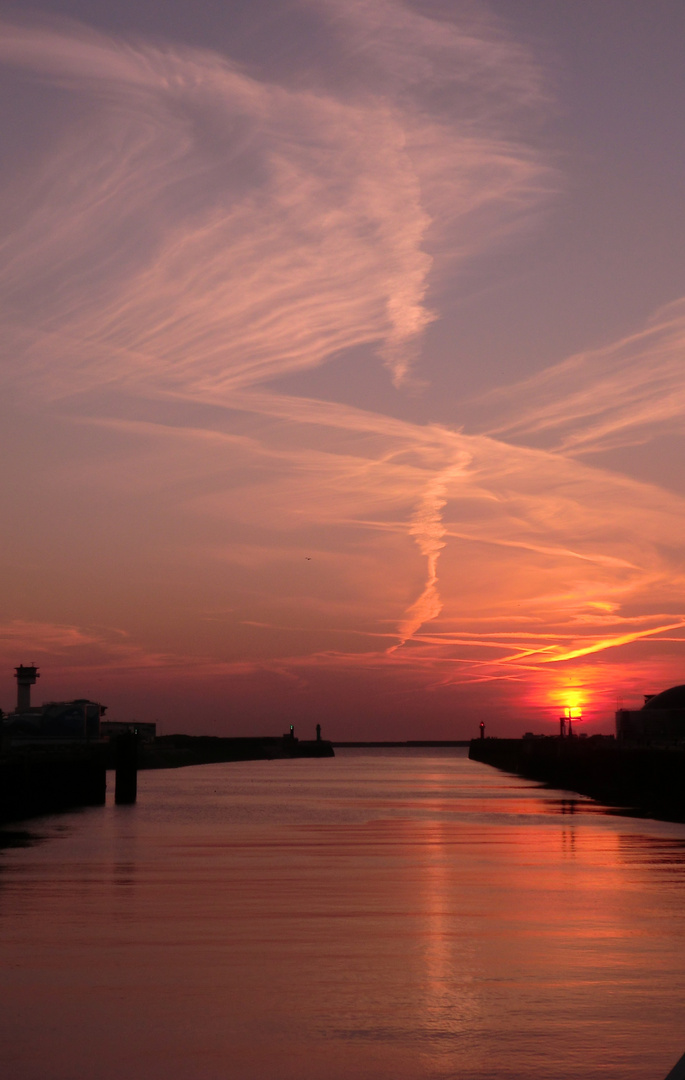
[2,4,685,736]
[563,691,584,719]
[538,676,590,719]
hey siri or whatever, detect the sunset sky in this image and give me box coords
[2,0,685,737]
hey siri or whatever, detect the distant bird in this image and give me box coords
[305,556,312,560]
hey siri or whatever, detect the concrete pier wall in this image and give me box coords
[469,737,685,822]
[141,734,335,768]
[0,732,334,824]
[0,748,106,823]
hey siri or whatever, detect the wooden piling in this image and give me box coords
[114,731,138,804]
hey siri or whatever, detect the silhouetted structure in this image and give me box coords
[470,733,685,824]
[616,685,685,742]
[101,720,156,743]
[14,665,39,713]
[1,665,109,822]
[0,747,106,822]
[146,733,335,767]
[1,666,336,822]
[114,731,138,804]
[4,665,106,742]
[6,698,105,740]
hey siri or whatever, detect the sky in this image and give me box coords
[1,0,685,738]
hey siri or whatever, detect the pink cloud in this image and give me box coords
[2,5,685,733]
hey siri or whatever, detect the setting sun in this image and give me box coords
[1,0,685,738]
[563,693,584,720]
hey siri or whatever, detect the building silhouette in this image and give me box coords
[616,685,685,742]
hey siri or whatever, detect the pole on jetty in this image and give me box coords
[114,731,138,805]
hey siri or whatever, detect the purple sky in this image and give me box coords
[2,0,685,737]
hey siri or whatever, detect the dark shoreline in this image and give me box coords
[469,736,685,824]
[0,734,335,824]
[140,733,335,769]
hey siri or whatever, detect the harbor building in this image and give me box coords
[3,664,106,741]
[100,720,156,743]
[616,685,685,742]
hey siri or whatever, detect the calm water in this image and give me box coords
[1,748,685,1080]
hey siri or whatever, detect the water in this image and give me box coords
[1,748,684,1080]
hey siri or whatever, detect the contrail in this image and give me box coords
[391,456,469,649]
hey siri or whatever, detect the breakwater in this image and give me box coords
[142,733,335,769]
[0,744,107,823]
[0,733,334,824]
[469,737,685,822]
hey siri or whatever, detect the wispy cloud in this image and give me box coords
[73,387,685,680]
[0,620,100,652]
[3,3,685,729]
[471,299,685,455]
[0,2,551,400]
[393,456,470,646]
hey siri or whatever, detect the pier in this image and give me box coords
[141,732,335,769]
[0,744,107,823]
[469,736,685,823]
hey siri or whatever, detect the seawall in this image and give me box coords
[0,734,334,824]
[140,734,335,769]
[0,745,107,823]
[469,737,685,822]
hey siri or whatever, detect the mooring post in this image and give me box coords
[114,730,138,805]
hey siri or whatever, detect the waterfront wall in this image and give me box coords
[0,748,106,823]
[0,733,334,824]
[469,737,685,822]
[143,734,335,768]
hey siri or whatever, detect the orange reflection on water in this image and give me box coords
[1,754,685,1080]
[416,818,484,1059]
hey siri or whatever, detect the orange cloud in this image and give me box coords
[2,5,685,733]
